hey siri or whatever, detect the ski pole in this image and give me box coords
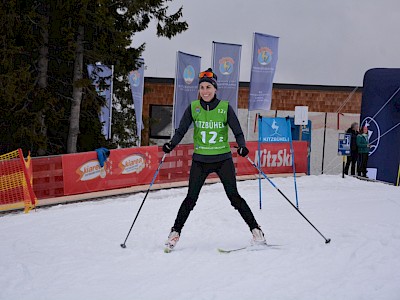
[120,153,167,248]
[246,156,331,244]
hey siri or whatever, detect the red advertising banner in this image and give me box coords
[62,146,159,195]
[236,141,308,176]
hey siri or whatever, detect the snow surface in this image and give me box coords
[1,175,400,300]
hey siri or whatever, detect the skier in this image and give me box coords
[162,68,266,252]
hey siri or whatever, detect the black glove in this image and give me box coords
[237,146,249,157]
[162,142,173,153]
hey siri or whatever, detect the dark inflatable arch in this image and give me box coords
[361,68,400,184]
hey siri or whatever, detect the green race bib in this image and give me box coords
[191,100,230,155]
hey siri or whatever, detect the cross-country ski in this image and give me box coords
[217,244,281,253]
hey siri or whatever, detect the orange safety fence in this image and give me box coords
[0,149,37,212]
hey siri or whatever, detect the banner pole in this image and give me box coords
[342,156,346,179]
[397,163,400,186]
[247,111,251,141]
[139,60,145,147]
[321,113,327,174]
[171,52,179,138]
[287,119,299,208]
[247,33,256,141]
[258,115,262,209]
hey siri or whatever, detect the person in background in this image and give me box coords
[344,122,359,175]
[162,68,266,252]
[357,125,370,177]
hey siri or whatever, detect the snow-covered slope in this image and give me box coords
[1,175,399,300]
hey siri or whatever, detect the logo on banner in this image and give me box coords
[258,47,273,65]
[254,148,292,167]
[129,70,141,87]
[119,154,146,174]
[183,65,195,84]
[361,117,381,156]
[76,160,110,181]
[271,120,280,136]
[260,118,290,142]
[218,57,234,75]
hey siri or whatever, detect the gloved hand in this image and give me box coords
[237,146,249,157]
[162,142,173,153]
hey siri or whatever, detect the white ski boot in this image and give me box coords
[251,227,267,245]
[164,230,180,253]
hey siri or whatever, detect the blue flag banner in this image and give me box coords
[128,58,145,145]
[173,51,201,130]
[212,42,241,113]
[248,33,279,111]
[257,116,299,208]
[87,64,114,139]
[361,68,400,184]
[258,117,290,143]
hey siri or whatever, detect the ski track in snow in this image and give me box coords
[1,175,400,300]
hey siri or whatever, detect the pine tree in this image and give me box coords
[0,0,45,154]
[0,0,188,156]
[82,0,188,150]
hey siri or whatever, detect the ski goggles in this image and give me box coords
[199,71,216,79]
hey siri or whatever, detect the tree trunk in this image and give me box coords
[37,7,49,156]
[67,25,84,153]
[37,22,48,89]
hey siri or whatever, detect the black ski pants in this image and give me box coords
[357,153,369,177]
[344,151,358,175]
[172,158,259,233]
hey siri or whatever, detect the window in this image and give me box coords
[150,105,173,139]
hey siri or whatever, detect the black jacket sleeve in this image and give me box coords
[346,128,358,151]
[170,105,193,148]
[227,105,246,148]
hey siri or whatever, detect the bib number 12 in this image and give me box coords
[201,131,217,144]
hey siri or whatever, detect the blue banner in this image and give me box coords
[288,118,312,143]
[87,64,113,139]
[258,117,290,143]
[173,51,201,130]
[248,33,279,111]
[257,116,299,208]
[128,58,145,145]
[212,42,241,113]
[361,68,400,184]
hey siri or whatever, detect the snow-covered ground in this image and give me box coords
[1,175,400,300]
